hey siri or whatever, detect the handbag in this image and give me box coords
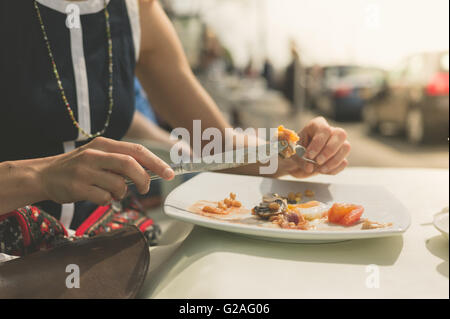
[0,225,150,299]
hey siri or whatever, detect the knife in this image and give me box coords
[125,141,316,185]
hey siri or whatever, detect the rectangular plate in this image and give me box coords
[164,173,410,243]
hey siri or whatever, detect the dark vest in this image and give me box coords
[0,0,139,228]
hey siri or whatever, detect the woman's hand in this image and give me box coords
[279,117,351,178]
[37,137,175,206]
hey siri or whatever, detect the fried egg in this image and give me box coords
[289,201,330,221]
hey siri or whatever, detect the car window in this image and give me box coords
[324,66,359,78]
[341,68,385,88]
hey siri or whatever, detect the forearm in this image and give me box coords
[137,0,230,141]
[0,159,48,215]
[136,1,289,177]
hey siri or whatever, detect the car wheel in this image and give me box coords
[406,108,426,144]
[363,105,379,133]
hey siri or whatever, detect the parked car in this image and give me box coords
[363,51,449,144]
[314,65,386,121]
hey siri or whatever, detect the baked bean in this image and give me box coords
[232,200,242,207]
[202,206,223,214]
[305,190,315,197]
[287,192,296,201]
[224,198,232,207]
[218,201,227,210]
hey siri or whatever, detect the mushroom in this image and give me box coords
[252,193,288,219]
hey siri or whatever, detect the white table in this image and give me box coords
[139,167,449,299]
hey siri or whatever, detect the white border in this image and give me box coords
[70,25,92,141]
[125,0,141,62]
[35,0,111,15]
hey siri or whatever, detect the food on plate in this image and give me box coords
[252,193,288,219]
[252,193,330,230]
[304,189,315,198]
[294,201,330,221]
[269,208,309,230]
[361,219,393,230]
[202,205,228,215]
[327,203,364,226]
[191,191,392,231]
[276,125,300,158]
[251,192,392,230]
[201,193,242,215]
[287,192,302,203]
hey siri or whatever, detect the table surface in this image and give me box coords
[139,167,449,299]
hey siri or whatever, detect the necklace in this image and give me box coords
[34,0,114,139]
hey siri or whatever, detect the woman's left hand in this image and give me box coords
[279,117,351,178]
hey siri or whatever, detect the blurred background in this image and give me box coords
[157,0,449,169]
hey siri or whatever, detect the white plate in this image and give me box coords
[164,173,411,243]
[433,208,449,239]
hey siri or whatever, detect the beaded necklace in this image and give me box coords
[34,0,114,139]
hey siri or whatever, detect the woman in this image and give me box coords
[0,0,351,251]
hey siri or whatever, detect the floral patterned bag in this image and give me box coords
[0,195,160,257]
[0,206,68,256]
[75,195,161,245]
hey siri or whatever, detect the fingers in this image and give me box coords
[87,169,128,200]
[290,154,313,175]
[300,117,333,160]
[75,148,149,194]
[319,142,351,174]
[288,167,319,179]
[298,128,311,148]
[288,117,351,178]
[299,116,327,147]
[302,161,315,175]
[90,137,175,181]
[315,128,347,166]
[99,153,151,194]
[304,127,331,160]
[323,159,348,176]
[82,185,113,206]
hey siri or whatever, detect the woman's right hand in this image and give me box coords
[37,137,175,206]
